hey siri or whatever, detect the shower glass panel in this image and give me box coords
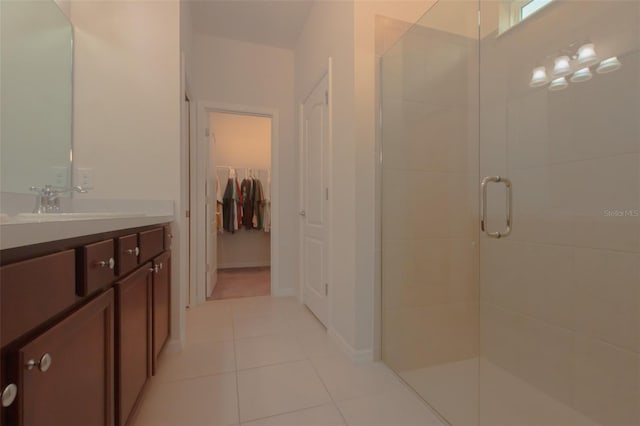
[381,1,640,425]
[479,1,640,425]
[380,1,480,424]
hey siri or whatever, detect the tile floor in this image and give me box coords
[209,268,271,300]
[134,296,444,426]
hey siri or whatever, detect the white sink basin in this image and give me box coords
[15,212,146,222]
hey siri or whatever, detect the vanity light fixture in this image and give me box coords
[552,55,571,77]
[529,66,549,87]
[570,67,592,83]
[576,43,598,66]
[548,76,568,91]
[596,56,622,74]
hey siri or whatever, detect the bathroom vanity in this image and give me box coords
[0,216,173,426]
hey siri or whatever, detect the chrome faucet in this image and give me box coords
[29,185,89,214]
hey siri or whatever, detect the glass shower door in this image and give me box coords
[381,1,640,425]
[380,1,480,424]
[478,1,640,425]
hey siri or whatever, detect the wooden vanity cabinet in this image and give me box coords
[0,223,171,426]
[114,263,152,426]
[4,289,114,426]
[151,251,171,374]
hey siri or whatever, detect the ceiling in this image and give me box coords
[190,0,314,50]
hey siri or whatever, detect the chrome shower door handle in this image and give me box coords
[481,176,512,239]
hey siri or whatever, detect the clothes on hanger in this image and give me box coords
[220,167,271,233]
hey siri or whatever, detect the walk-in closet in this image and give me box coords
[207,112,272,300]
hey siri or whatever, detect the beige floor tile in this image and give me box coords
[311,355,404,401]
[235,334,305,370]
[134,373,239,426]
[284,306,326,334]
[241,404,345,426]
[232,296,282,319]
[186,319,234,343]
[237,360,331,422]
[155,340,236,383]
[296,330,344,359]
[233,313,291,339]
[337,388,443,426]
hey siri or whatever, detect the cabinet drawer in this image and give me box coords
[116,234,139,277]
[79,239,116,296]
[0,250,77,347]
[139,228,164,263]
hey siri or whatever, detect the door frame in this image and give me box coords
[298,57,333,326]
[195,101,281,303]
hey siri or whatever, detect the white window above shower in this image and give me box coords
[498,0,555,34]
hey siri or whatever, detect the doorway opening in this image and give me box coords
[207,112,273,300]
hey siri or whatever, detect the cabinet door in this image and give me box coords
[9,289,114,426]
[151,252,170,375]
[115,264,151,426]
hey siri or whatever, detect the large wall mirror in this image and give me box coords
[1,0,73,194]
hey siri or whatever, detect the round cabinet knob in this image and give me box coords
[39,353,52,372]
[1,384,17,407]
[126,247,140,257]
[26,353,52,372]
[96,258,115,269]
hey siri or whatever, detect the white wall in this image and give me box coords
[211,112,271,269]
[192,35,297,295]
[295,0,436,357]
[69,0,185,346]
[295,0,358,355]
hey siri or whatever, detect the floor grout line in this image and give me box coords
[232,310,242,426]
[307,354,351,426]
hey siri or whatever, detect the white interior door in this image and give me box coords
[300,74,329,327]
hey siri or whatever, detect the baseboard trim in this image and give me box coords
[163,338,184,354]
[272,287,296,297]
[328,327,373,362]
[218,261,270,269]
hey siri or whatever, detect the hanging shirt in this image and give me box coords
[222,178,235,233]
[241,178,254,229]
[253,178,264,229]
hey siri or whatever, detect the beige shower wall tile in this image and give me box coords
[382,101,473,174]
[507,167,576,247]
[574,248,640,352]
[480,239,528,314]
[382,238,478,310]
[381,169,475,240]
[518,317,575,406]
[480,303,525,376]
[382,302,479,371]
[521,243,575,330]
[506,89,549,170]
[573,337,640,426]
[548,58,640,164]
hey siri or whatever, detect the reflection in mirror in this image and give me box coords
[0,0,73,194]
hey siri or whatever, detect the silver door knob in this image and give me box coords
[299,210,306,217]
[26,353,52,372]
[150,264,159,274]
[126,247,140,256]
[1,384,17,407]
